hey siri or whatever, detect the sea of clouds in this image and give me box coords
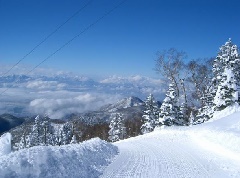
[0,65,165,119]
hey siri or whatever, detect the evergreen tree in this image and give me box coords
[214,68,238,110]
[29,115,43,146]
[61,122,74,145]
[108,113,126,142]
[41,115,54,146]
[140,94,159,134]
[196,39,239,123]
[28,115,55,147]
[159,83,179,126]
[212,39,239,110]
[212,39,240,99]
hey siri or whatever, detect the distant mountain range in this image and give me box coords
[0,74,165,118]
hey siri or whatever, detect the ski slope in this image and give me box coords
[102,109,240,178]
[0,106,240,178]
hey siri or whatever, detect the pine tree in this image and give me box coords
[214,68,238,110]
[212,39,239,110]
[28,115,55,147]
[158,83,179,126]
[108,113,126,142]
[212,39,240,99]
[29,115,43,146]
[41,115,54,146]
[196,39,239,123]
[140,94,159,134]
[61,122,73,145]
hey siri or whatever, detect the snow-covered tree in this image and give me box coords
[214,68,238,110]
[108,113,126,142]
[41,115,54,146]
[195,88,214,124]
[196,39,239,123]
[188,112,194,126]
[61,122,74,145]
[212,39,240,98]
[140,94,159,134]
[159,83,179,126]
[212,39,239,110]
[16,131,30,150]
[70,135,77,144]
[27,115,55,147]
[29,115,43,146]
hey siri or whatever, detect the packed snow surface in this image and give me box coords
[101,107,240,178]
[0,138,118,178]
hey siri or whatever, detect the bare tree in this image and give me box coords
[186,58,214,107]
[155,48,187,98]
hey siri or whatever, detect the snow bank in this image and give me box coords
[0,132,12,156]
[0,138,118,178]
[210,103,240,122]
[191,105,240,161]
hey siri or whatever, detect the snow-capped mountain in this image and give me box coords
[100,96,144,112]
[68,96,146,125]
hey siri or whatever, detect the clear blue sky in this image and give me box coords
[0,0,240,77]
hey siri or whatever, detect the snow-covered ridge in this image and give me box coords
[100,96,144,112]
[0,138,118,178]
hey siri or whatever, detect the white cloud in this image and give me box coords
[29,92,121,119]
[100,75,163,86]
[26,80,66,90]
[0,66,166,118]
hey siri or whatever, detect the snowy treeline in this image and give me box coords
[141,39,240,132]
[15,115,77,150]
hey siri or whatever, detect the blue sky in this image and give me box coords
[0,0,240,78]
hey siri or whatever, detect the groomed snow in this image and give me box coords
[0,138,118,178]
[101,106,240,178]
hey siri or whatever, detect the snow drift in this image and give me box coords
[0,138,118,178]
[0,132,12,157]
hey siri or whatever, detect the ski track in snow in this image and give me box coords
[101,129,237,178]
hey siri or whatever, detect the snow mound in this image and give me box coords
[0,138,118,178]
[0,132,12,156]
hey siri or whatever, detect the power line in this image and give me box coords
[0,0,128,96]
[0,0,94,78]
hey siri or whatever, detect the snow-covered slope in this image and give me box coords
[101,107,240,178]
[0,138,118,178]
[1,106,240,178]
